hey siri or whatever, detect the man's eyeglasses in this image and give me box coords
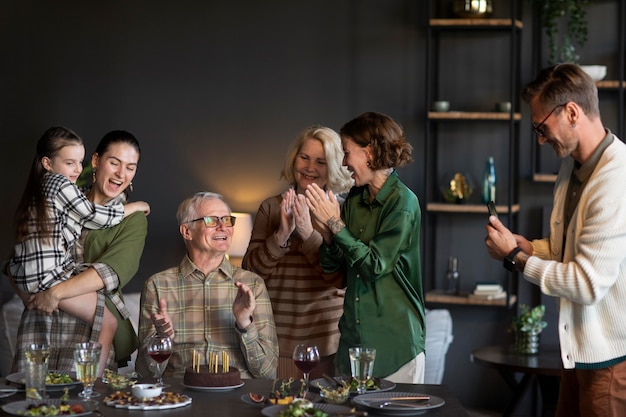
[532,103,566,137]
[188,216,237,227]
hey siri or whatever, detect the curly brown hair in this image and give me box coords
[339,112,413,170]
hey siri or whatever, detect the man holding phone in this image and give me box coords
[485,64,626,417]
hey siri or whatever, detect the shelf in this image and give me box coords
[427,203,520,214]
[532,173,557,183]
[430,19,523,29]
[428,111,522,121]
[424,0,521,307]
[596,80,626,89]
[426,290,517,307]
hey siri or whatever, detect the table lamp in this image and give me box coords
[228,212,253,267]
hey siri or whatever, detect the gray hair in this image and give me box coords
[176,192,230,226]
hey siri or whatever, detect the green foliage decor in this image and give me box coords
[530,0,590,64]
[512,304,548,334]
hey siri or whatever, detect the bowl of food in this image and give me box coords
[131,384,162,400]
[318,385,350,404]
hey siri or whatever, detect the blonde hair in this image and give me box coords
[280,125,353,193]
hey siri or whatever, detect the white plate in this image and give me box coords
[5,371,81,391]
[261,402,352,417]
[2,399,92,417]
[353,391,445,416]
[310,377,396,395]
[0,387,18,399]
[183,381,244,391]
[104,394,191,410]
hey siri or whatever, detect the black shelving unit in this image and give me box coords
[423,0,522,308]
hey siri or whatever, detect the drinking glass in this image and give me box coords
[25,344,50,400]
[146,335,172,387]
[349,347,376,394]
[74,342,102,399]
[292,344,320,397]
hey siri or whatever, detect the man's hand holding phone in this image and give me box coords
[487,201,498,218]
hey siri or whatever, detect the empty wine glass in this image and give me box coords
[292,344,320,397]
[146,334,172,387]
[74,342,102,400]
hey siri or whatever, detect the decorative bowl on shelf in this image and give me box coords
[579,65,607,81]
[440,172,474,204]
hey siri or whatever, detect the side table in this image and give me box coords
[471,345,562,417]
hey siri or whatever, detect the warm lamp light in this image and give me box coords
[229,212,253,258]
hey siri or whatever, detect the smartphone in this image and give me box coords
[487,201,498,218]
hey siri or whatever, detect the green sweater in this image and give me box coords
[83,211,148,363]
[320,171,425,377]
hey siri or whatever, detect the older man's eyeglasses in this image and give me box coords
[532,103,566,137]
[188,216,237,227]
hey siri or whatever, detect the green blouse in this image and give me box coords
[320,171,425,377]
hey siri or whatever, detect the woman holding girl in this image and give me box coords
[9,129,149,375]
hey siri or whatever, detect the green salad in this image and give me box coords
[277,398,327,417]
[45,372,73,385]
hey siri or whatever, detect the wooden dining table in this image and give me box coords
[0,375,470,417]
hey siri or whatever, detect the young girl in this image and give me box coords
[8,126,150,373]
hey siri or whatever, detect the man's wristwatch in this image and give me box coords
[503,247,522,272]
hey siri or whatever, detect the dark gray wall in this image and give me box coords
[1,1,622,414]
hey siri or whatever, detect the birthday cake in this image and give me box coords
[183,365,241,387]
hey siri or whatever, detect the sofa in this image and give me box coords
[1,293,453,383]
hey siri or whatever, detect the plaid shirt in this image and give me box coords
[12,193,132,374]
[135,256,278,379]
[9,172,124,293]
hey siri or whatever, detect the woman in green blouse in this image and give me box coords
[305,112,425,383]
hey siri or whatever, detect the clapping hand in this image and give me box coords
[293,194,313,241]
[151,298,175,339]
[233,281,255,329]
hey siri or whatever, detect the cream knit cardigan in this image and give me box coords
[525,133,626,369]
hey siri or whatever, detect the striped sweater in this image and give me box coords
[242,194,345,359]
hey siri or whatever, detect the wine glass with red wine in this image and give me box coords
[147,335,173,387]
[292,344,320,397]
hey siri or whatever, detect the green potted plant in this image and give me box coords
[530,0,590,64]
[511,304,548,355]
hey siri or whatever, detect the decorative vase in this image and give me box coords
[515,329,541,355]
[452,0,493,18]
[440,172,474,204]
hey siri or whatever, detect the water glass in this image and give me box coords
[348,347,376,394]
[74,342,102,399]
[25,344,50,399]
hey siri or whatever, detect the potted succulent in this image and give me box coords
[511,304,548,355]
[530,0,590,64]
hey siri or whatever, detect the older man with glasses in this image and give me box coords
[136,192,278,379]
[486,63,626,417]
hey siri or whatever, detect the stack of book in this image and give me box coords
[469,282,506,301]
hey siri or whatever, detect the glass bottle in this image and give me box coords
[482,156,496,204]
[446,256,460,295]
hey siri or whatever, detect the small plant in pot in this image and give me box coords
[529,0,590,64]
[511,304,548,355]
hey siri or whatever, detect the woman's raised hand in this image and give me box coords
[293,194,313,241]
[276,189,296,246]
[305,184,340,225]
